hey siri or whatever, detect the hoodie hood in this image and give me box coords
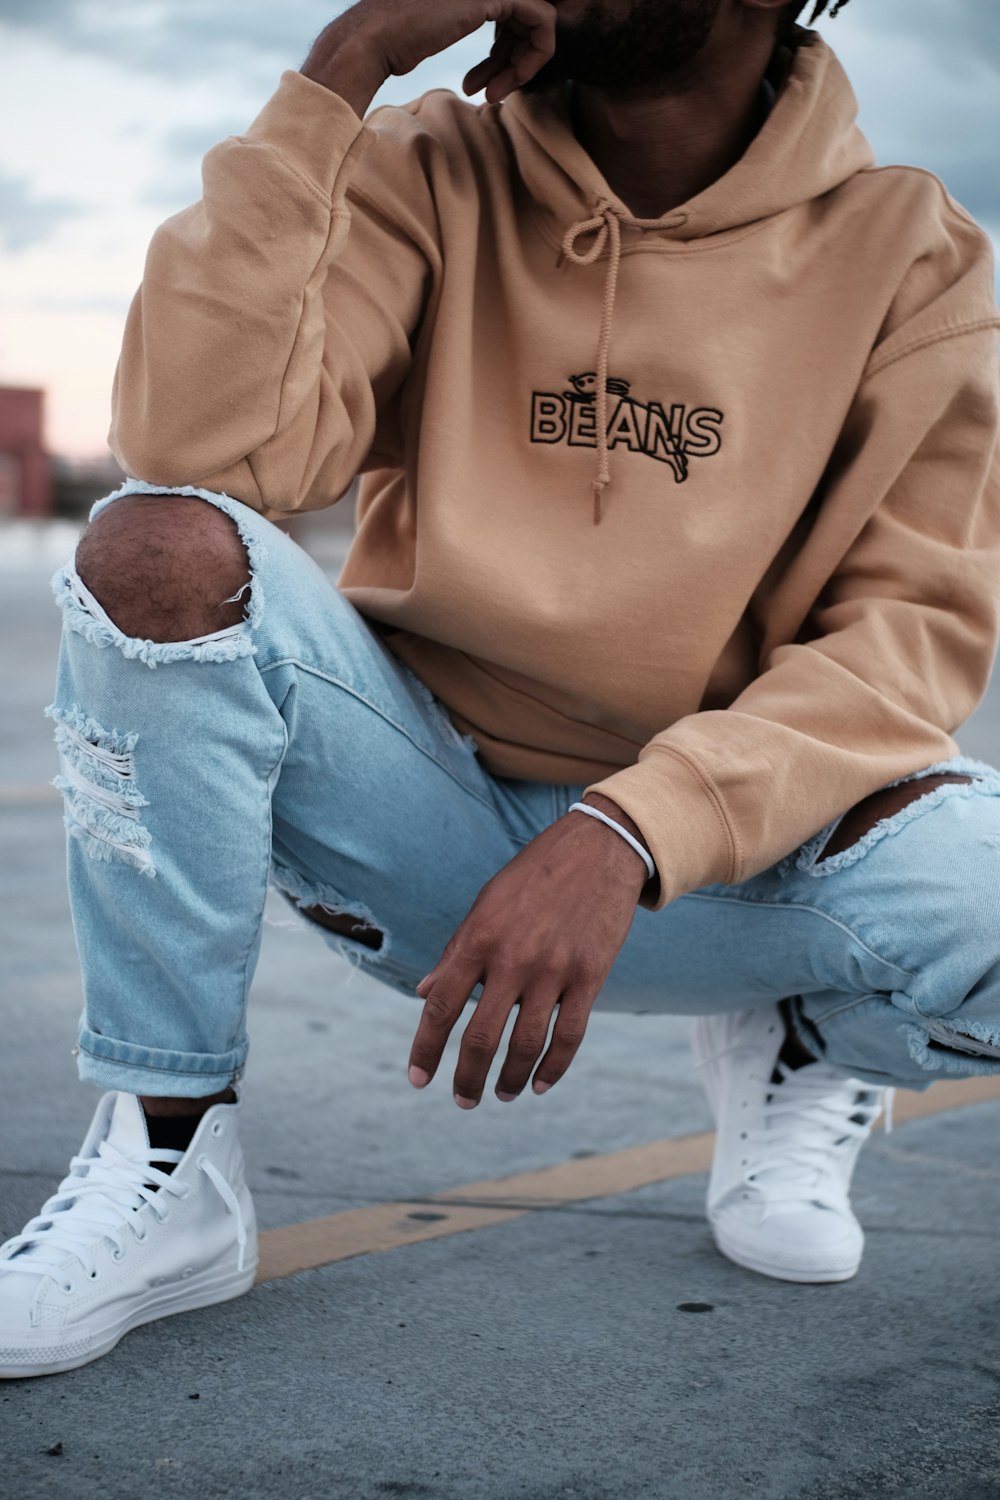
[500,28,877,518]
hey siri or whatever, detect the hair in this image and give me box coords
[777,0,849,47]
[789,0,851,24]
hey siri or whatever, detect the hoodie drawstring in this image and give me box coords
[561,197,680,524]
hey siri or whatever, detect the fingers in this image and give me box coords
[451,975,520,1107]
[411,975,597,1105]
[464,2,556,101]
[493,996,558,1101]
[508,0,558,73]
[462,59,501,97]
[462,28,512,96]
[529,986,594,1095]
[408,956,482,1090]
[503,1,560,86]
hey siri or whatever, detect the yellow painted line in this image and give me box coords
[255,1073,1000,1283]
[0,784,58,807]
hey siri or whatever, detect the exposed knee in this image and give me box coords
[75,494,251,643]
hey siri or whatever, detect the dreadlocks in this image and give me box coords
[791,0,851,23]
[778,0,850,47]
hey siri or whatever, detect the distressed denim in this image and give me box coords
[49,479,1000,1097]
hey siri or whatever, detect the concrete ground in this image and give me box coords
[1,526,999,1500]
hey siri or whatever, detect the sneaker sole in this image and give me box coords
[0,1258,258,1379]
[712,1227,860,1284]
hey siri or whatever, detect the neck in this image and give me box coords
[568,36,785,221]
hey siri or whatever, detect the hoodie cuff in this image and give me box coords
[586,747,740,911]
[241,68,375,202]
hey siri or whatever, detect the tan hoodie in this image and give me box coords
[109,28,1000,910]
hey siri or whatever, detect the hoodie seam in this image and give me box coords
[264,209,348,452]
[234,137,347,213]
[240,456,267,511]
[347,180,436,252]
[857,162,994,234]
[862,318,1000,383]
[639,742,743,885]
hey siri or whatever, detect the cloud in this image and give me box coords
[159,119,255,160]
[0,0,75,24]
[830,6,1000,226]
[0,0,348,81]
[838,0,1000,62]
[23,292,132,317]
[0,168,86,252]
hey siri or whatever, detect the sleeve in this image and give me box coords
[107,69,441,515]
[588,321,1000,911]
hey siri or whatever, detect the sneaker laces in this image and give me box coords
[0,1139,248,1286]
[741,1062,893,1211]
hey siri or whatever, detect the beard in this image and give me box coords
[518,0,725,99]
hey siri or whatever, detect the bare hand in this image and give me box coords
[407,795,652,1107]
[304,0,557,108]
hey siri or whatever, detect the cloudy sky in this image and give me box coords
[0,0,997,459]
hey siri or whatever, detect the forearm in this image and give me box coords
[300,16,388,118]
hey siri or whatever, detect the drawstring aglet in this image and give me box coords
[592,453,611,524]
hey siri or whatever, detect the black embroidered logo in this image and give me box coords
[530,372,723,483]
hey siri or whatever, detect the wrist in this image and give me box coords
[301,21,387,117]
[581,792,649,851]
[569,796,655,891]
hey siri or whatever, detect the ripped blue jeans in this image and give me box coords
[49,480,1000,1097]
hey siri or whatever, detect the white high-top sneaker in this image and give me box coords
[0,1087,257,1378]
[691,1004,890,1284]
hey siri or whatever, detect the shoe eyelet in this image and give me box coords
[88,1269,99,1280]
[111,1248,125,1263]
[196,1154,208,1169]
[62,1282,74,1294]
[211,1120,223,1137]
[739,1130,747,1139]
[134,1230,147,1244]
[157,1211,170,1225]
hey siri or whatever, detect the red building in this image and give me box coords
[0,386,52,517]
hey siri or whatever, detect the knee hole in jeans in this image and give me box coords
[301,904,385,953]
[815,773,976,863]
[74,494,251,643]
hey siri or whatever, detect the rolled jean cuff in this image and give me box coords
[76,1026,247,1098]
